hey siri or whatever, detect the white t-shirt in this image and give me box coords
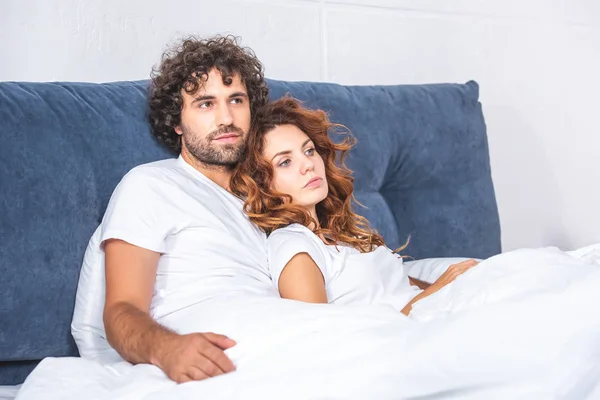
[100,155,278,319]
[267,224,422,310]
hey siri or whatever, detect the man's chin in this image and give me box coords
[188,154,240,170]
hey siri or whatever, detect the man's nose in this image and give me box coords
[215,104,233,127]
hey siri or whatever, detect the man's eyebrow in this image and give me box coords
[271,138,312,161]
[229,91,248,99]
[191,95,215,105]
[191,92,248,105]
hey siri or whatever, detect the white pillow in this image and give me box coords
[403,257,480,283]
[71,225,119,362]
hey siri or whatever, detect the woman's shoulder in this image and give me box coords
[267,224,325,251]
[267,223,320,246]
[266,224,331,264]
[268,223,317,239]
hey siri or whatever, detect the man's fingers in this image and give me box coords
[186,365,214,381]
[200,343,236,373]
[176,373,193,384]
[196,356,227,377]
[204,332,236,349]
[195,345,227,376]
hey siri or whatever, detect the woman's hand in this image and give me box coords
[429,259,479,292]
[401,259,479,316]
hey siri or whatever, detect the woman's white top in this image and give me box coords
[266,223,422,310]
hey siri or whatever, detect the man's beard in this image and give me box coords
[181,124,245,169]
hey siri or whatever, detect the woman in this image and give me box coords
[230,97,478,315]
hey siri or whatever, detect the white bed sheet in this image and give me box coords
[14,243,600,400]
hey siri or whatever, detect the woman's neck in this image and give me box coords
[307,206,320,230]
[307,207,330,244]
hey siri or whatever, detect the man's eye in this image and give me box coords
[305,148,315,156]
[199,101,212,109]
[231,98,243,104]
[278,159,291,167]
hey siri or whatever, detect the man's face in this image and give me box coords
[175,68,251,168]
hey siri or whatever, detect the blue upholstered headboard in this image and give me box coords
[0,78,500,384]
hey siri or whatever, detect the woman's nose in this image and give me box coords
[301,157,315,174]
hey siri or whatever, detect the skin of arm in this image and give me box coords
[103,239,176,366]
[278,252,328,303]
[401,259,479,316]
[408,276,432,290]
[400,288,435,316]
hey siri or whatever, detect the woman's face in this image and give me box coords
[263,124,328,208]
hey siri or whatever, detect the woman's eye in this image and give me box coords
[278,159,291,167]
[305,148,315,156]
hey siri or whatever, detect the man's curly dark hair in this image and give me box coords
[149,35,270,153]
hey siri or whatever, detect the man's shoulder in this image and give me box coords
[125,157,180,178]
[117,157,185,188]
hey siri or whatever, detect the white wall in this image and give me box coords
[2,0,599,252]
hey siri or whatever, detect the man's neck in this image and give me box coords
[181,150,233,191]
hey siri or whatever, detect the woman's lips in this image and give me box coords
[304,177,323,188]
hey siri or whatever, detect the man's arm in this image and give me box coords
[103,238,169,364]
[103,239,236,383]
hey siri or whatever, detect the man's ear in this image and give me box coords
[174,125,183,135]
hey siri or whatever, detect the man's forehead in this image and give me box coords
[185,69,246,97]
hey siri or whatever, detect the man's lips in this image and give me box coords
[304,177,323,188]
[213,133,240,141]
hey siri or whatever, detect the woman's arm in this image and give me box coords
[278,253,328,303]
[408,276,431,290]
[401,259,479,316]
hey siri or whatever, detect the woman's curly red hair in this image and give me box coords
[230,96,388,253]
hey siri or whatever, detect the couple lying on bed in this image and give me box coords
[99,36,479,385]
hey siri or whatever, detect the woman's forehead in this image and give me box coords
[264,125,310,154]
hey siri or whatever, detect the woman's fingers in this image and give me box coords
[450,259,479,272]
[440,259,480,282]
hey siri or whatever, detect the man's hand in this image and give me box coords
[401,259,479,315]
[152,332,237,383]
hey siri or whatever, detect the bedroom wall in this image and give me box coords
[2,0,599,252]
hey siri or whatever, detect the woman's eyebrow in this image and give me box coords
[271,139,312,161]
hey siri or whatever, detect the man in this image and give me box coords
[100,35,273,384]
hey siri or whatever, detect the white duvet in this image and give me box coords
[16,244,600,400]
